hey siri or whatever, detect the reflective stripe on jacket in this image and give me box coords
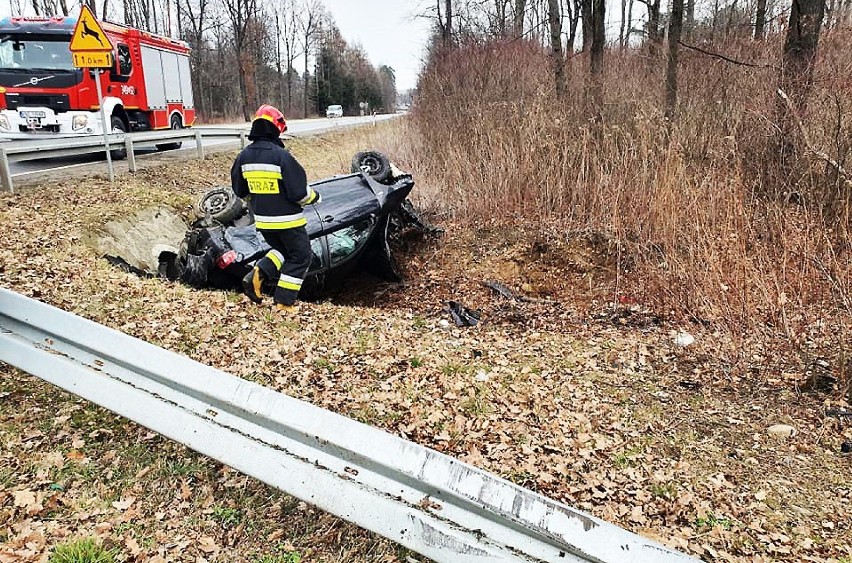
[230,139,320,230]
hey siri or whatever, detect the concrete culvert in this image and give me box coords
[96,207,187,274]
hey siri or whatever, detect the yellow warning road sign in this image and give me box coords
[72,51,113,68]
[69,5,113,53]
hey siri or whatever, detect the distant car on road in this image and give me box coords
[326,105,344,118]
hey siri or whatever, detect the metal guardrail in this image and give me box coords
[0,127,249,192]
[0,288,698,563]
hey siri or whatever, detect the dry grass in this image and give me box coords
[412,33,852,382]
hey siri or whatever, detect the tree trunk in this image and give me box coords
[775,0,826,183]
[619,0,627,49]
[238,52,250,121]
[780,0,825,113]
[588,0,605,119]
[276,14,285,109]
[755,0,767,38]
[647,0,661,55]
[548,0,565,98]
[514,0,527,36]
[625,0,633,46]
[495,0,508,35]
[686,0,694,37]
[665,0,684,123]
[444,0,453,43]
[581,0,592,51]
[304,43,310,118]
[567,0,581,52]
[726,0,738,37]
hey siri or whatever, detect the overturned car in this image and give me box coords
[157,152,435,298]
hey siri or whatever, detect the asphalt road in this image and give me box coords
[7,113,399,179]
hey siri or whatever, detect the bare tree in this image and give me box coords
[776,0,826,178]
[513,0,527,35]
[177,0,213,115]
[665,0,684,123]
[755,0,768,38]
[300,0,322,118]
[588,0,604,118]
[222,0,259,120]
[445,0,453,43]
[493,0,510,34]
[565,0,581,52]
[779,0,825,113]
[124,0,160,33]
[686,0,694,36]
[581,0,592,50]
[547,0,565,98]
[273,0,302,113]
[85,0,97,18]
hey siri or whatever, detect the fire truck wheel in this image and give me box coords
[157,115,184,151]
[109,116,128,161]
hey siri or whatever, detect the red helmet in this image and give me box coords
[254,104,287,133]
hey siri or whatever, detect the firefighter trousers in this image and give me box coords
[255,227,311,306]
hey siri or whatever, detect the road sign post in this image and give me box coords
[92,69,114,182]
[69,5,116,182]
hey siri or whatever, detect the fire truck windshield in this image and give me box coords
[0,35,75,72]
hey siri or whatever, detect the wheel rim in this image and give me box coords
[360,156,380,174]
[203,192,228,215]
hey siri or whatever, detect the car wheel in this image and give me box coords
[351,151,392,183]
[156,115,184,151]
[196,187,244,223]
[109,116,127,160]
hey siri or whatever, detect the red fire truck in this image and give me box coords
[0,15,195,151]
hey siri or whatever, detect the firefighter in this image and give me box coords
[231,104,320,312]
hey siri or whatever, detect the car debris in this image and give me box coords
[446,301,481,327]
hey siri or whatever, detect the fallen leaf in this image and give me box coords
[198,536,218,553]
[112,497,136,511]
[125,537,142,556]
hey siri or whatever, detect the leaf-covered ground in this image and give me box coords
[1,124,850,562]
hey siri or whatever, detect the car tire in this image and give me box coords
[351,151,392,183]
[156,115,184,151]
[109,116,127,160]
[196,187,244,223]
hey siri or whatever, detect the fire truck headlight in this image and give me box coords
[0,115,9,131]
[72,115,89,131]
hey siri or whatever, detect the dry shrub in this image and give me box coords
[412,35,851,349]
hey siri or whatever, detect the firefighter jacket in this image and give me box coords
[230,139,320,230]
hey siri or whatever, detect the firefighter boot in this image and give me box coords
[276,303,300,314]
[242,267,264,304]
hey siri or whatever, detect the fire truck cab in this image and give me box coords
[0,16,195,147]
